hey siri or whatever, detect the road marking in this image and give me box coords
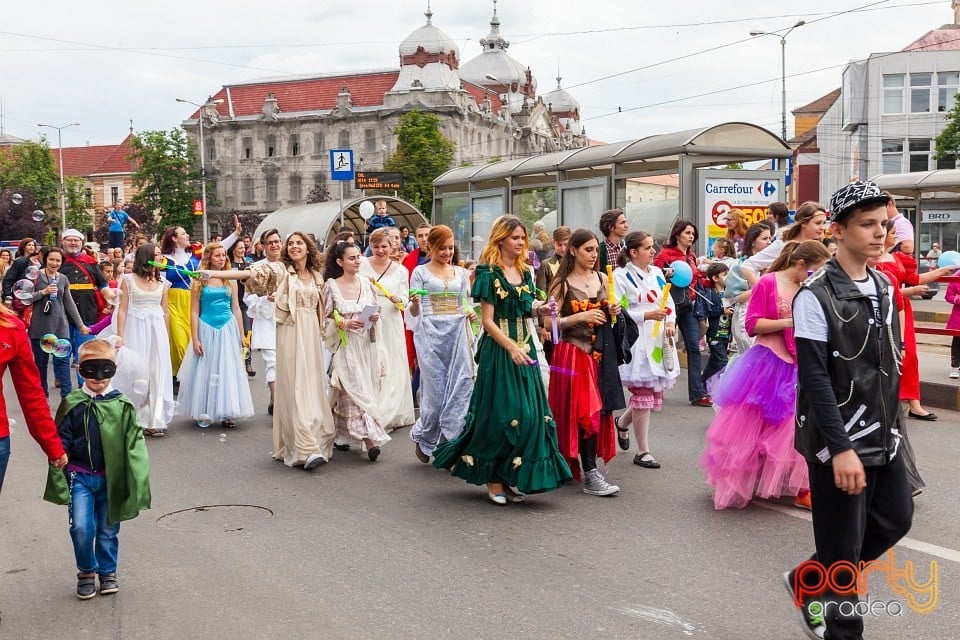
[756,502,960,563]
[608,605,697,636]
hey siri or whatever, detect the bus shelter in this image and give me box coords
[432,122,792,258]
[252,196,427,252]
[871,169,960,253]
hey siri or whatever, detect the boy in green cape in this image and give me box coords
[45,338,150,599]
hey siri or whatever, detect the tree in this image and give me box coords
[935,94,960,166]
[384,110,456,217]
[0,140,60,239]
[0,188,47,240]
[64,176,91,231]
[306,183,332,203]
[128,128,202,232]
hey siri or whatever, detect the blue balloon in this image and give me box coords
[669,260,693,288]
[938,250,960,268]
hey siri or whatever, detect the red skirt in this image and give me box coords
[548,341,616,480]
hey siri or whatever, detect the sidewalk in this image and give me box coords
[912,295,960,411]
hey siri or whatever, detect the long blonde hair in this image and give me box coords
[191,242,227,294]
[478,215,529,273]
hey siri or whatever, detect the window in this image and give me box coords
[910,73,932,113]
[909,138,931,172]
[206,139,216,162]
[365,128,377,153]
[314,131,325,153]
[289,175,302,201]
[241,177,255,203]
[882,139,903,173]
[883,75,904,114]
[110,186,119,204]
[938,71,960,112]
[84,188,93,207]
[289,134,300,157]
[223,177,235,206]
[242,137,252,159]
[266,135,276,158]
[338,129,350,149]
[266,176,278,202]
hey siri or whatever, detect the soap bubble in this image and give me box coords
[53,339,72,358]
[11,193,22,205]
[218,433,227,443]
[25,265,40,281]
[40,334,58,354]
[132,379,149,395]
[31,209,45,222]
[13,279,35,301]
[197,414,212,428]
[209,374,220,387]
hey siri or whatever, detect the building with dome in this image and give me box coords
[182,3,586,219]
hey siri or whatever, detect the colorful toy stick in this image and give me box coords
[332,310,347,347]
[652,283,672,339]
[408,289,429,297]
[530,362,577,377]
[370,277,405,311]
[549,295,559,344]
[409,289,458,296]
[462,297,479,335]
[148,260,203,279]
[606,265,617,325]
[535,287,547,301]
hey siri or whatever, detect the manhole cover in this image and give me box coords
[156,504,273,533]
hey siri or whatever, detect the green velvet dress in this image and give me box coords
[432,264,572,493]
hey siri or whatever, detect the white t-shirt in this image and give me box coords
[793,275,892,342]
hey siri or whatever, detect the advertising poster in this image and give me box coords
[696,169,786,256]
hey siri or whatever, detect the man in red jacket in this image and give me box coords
[402,223,432,401]
[0,308,68,495]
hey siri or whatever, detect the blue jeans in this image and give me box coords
[0,436,10,495]
[676,309,707,401]
[70,326,95,386]
[68,471,120,575]
[32,338,72,397]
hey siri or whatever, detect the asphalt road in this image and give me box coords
[2,357,958,640]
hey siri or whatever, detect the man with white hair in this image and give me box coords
[60,229,115,380]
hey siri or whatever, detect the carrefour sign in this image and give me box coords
[704,181,778,198]
[696,169,786,252]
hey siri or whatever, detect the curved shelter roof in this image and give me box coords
[252,196,427,251]
[434,122,791,190]
[870,169,960,196]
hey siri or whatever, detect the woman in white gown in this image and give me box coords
[207,232,334,470]
[359,228,414,431]
[323,241,391,461]
[114,244,176,436]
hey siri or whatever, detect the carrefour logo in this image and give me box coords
[759,181,777,197]
[705,181,778,196]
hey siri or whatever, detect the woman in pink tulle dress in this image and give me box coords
[700,240,830,510]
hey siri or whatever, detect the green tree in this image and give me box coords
[64,176,91,231]
[384,111,456,217]
[129,128,202,231]
[935,94,960,166]
[0,139,60,238]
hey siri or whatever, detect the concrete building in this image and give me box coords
[182,4,586,218]
[787,88,839,208]
[51,133,139,229]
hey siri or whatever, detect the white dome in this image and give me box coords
[544,77,579,114]
[460,54,528,88]
[399,23,459,58]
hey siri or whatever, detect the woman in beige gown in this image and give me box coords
[204,232,333,470]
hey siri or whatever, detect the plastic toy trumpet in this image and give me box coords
[370,277,404,311]
[332,310,347,347]
[148,260,203,279]
[408,289,429,297]
[606,265,617,325]
[652,284,672,338]
[549,295,559,344]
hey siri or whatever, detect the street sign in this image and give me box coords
[330,149,355,181]
[192,199,204,216]
[355,171,403,190]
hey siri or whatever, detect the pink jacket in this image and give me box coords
[945,276,960,330]
[745,272,796,363]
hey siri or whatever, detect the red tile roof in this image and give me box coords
[53,134,137,178]
[792,88,840,116]
[462,81,504,111]
[903,25,960,52]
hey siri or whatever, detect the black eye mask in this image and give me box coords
[78,359,117,380]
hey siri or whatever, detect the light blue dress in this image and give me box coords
[176,285,254,421]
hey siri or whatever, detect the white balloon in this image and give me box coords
[358,201,375,220]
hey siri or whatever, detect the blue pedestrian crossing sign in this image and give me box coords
[330,149,355,181]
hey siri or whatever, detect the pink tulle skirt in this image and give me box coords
[700,345,808,510]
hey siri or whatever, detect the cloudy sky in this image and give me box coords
[1,0,953,150]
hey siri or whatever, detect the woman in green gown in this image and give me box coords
[432,215,572,504]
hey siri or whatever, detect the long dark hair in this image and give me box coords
[664,219,698,251]
[284,232,323,274]
[160,227,183,255]
[783,201,827,242]
[16,237,36,258]
[617,231,651,268]
[768,239,831,273]
[547,228,599,304]
[742,223,769,258]
[322,238,359,280]
[133,243,160,280]
[41,246,63,269]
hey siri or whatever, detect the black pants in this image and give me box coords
[951,336,960,367]
[580,432,597,473]
[701,338,729,384]
[796,454,913,640]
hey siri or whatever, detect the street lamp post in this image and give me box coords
[175,97,223,243]
[37,122,79,234]
[750,20,805,141]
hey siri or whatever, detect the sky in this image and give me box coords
[0,0,954,151]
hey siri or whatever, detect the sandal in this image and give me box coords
[143,428,165,438]
[616,414,630,451]
[222,420,237,429]
[633,452,661,469]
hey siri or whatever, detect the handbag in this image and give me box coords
[661,333,677,372]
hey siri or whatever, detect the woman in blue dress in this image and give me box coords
[176,243,254,429]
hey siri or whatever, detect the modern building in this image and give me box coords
[180,4,586,217]
[818,2,960,250]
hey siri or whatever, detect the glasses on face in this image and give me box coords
[266,240,282,246]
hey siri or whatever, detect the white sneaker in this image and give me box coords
[583,469,620,496]
[304,453,326,470]
[950,368,959,379]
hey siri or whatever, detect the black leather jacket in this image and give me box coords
[794,259,902,467]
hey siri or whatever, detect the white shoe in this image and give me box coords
[583,469,620,496]
[950,368,959,379]
[304,453,326,470]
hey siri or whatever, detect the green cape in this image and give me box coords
[45,390,151,525]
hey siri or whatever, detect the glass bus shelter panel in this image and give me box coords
[469,193,505,260]
[436,194,470,257]
[512,186,557,238]
[559,178,608,232]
